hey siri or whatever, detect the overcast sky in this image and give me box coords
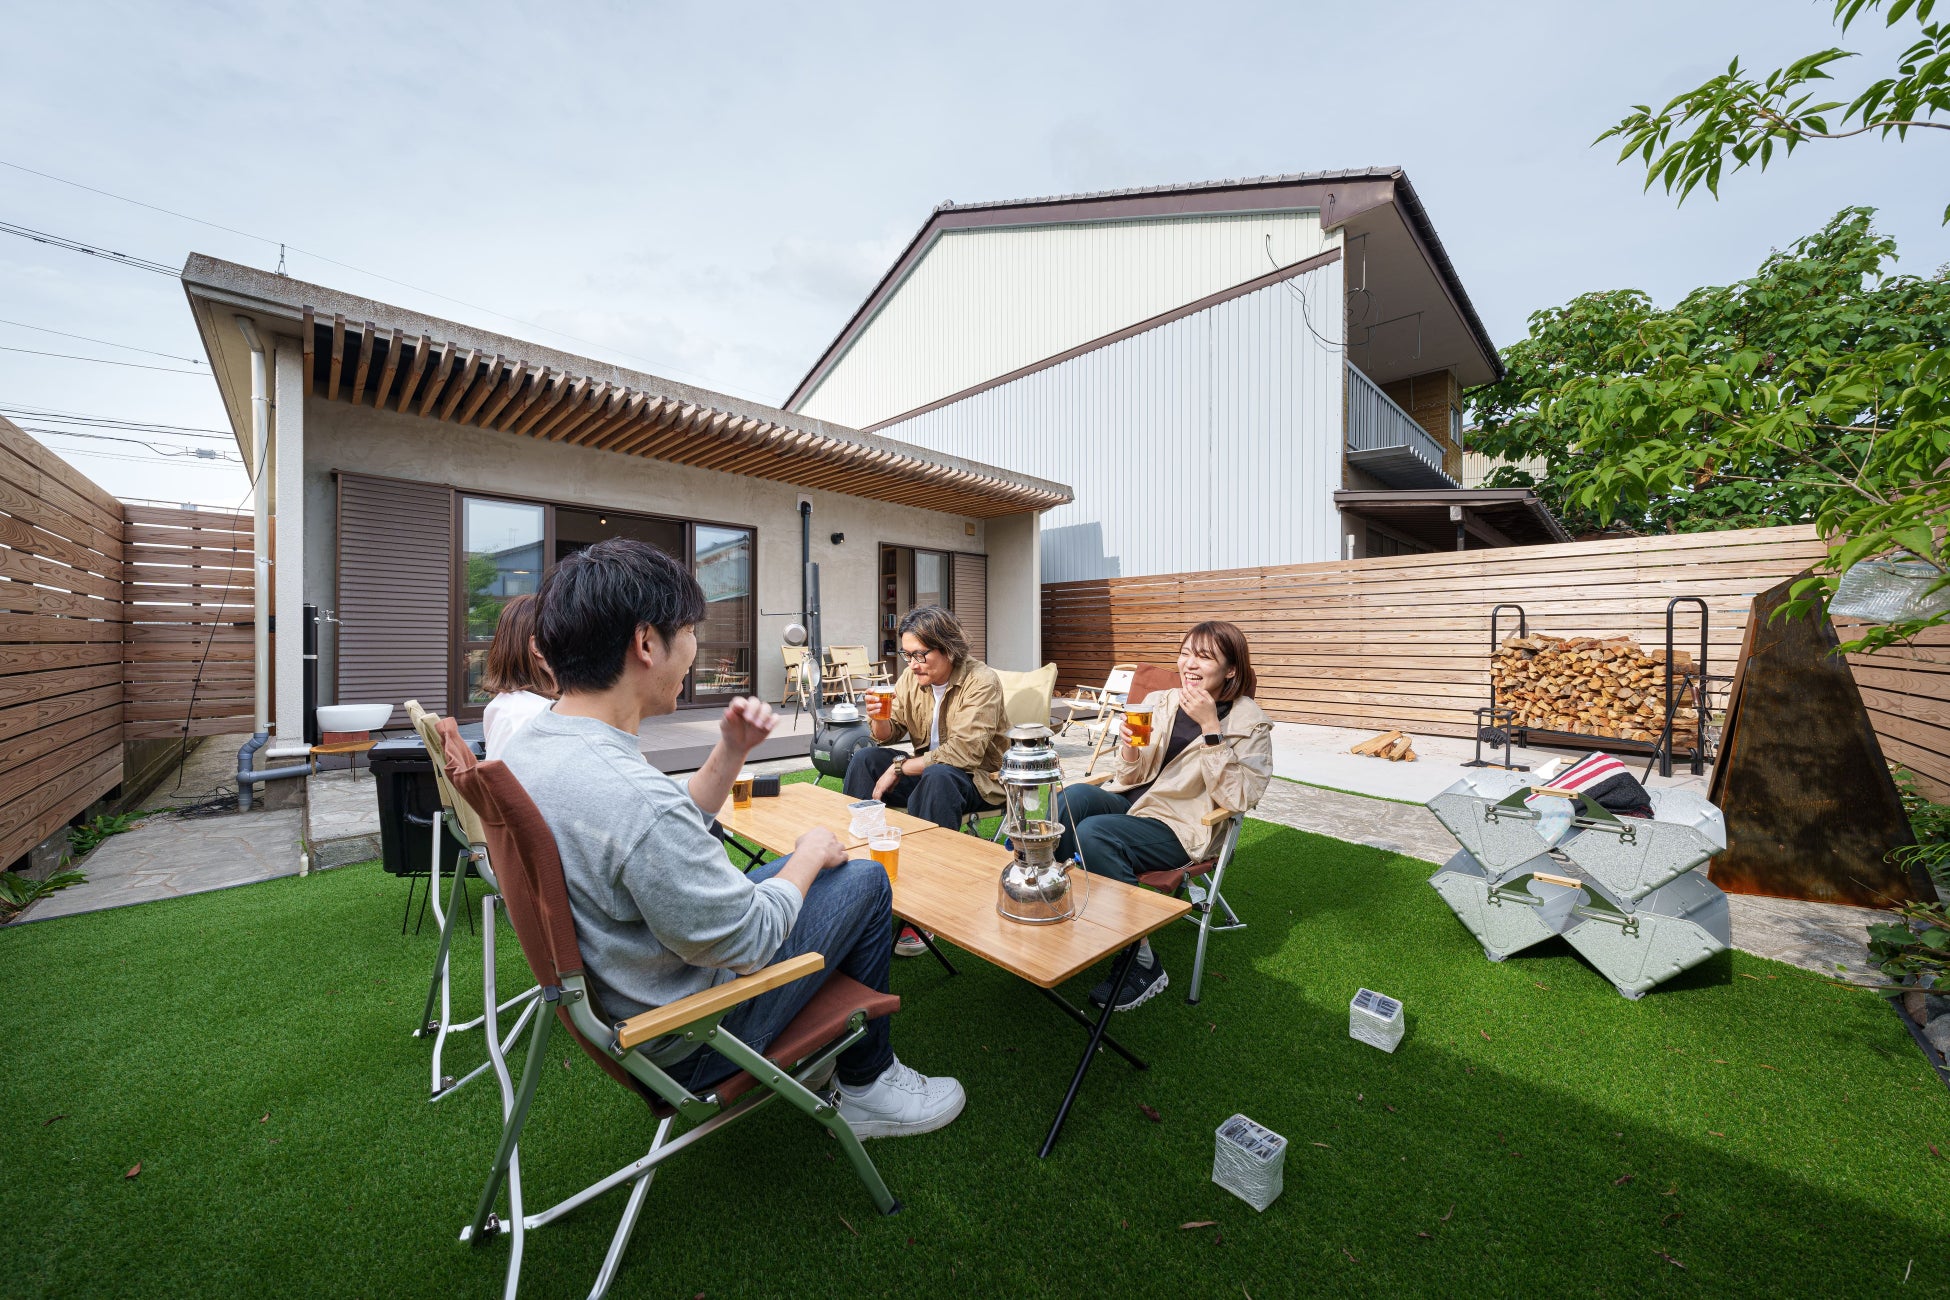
[1,0,1942,506]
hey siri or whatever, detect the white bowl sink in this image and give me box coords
[316,703,393,733]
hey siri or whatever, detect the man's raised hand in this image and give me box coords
[720,696,780,755]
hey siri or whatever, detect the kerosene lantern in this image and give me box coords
[996,724,1087,924]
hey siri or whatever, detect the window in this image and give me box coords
[693,525,754,701]
[460,498,544,704]
[452,495,755,713]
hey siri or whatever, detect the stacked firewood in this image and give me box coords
[1492,634,1699,743]
[1351,729,1418,762]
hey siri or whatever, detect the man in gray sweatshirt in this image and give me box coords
[502,538,963,1139]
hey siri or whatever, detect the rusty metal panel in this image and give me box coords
[1707,575,1928,905]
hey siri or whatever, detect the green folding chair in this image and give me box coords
[439,717,902,1300]
[406,701,542,1101]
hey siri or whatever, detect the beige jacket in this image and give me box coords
[879,657,1009,801]
[1106,690,1273,858]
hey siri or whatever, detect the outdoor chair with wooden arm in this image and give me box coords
[437,717,901,1300]
[1055,663,1135,740]
[405,701,543,1103]
[1078,773,1247,1005]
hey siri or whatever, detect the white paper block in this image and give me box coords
[1350,988,1404,1052]
[1213,1114,1287,1212]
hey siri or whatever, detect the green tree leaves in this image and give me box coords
[1600,0,1950,222]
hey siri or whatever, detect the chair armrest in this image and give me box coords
[1078,773,1114,786]
[614,952,824,1049]
[1201,806,1240,828]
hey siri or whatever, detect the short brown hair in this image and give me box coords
[1182,620,1255,703]
[898,604,972,670]
[481,594,555,696]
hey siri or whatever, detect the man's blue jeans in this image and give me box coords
[668,856,895,1091]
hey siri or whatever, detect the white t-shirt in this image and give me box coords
[929,683,949,751]
[483,690,553,761]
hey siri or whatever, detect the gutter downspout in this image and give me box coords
[233,317,310,810]
[237,315,271,733]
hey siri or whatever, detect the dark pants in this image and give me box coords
[843,746,988,830]
[1054,783,1189,886]
[670,856,894,1091]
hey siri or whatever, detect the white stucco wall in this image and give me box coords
[298,399,1016,708]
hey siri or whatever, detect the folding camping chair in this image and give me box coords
[405,701,543,1101]
[1076,781,1248,1005]
[826,644,892,704]
[1056,663,1135,740]
[437,717,901,1300]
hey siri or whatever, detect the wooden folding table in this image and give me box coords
[714,781,1189,1156]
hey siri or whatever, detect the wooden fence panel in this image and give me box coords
[1042,523,1950,800]
[120,505,254,744]
[0,418,126,867]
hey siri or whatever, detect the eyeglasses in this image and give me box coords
[901,647,934,663]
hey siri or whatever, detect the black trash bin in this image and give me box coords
[369,727,484,881]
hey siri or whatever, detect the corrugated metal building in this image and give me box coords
[787,169,1563,580]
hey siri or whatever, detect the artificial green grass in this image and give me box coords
[3,815,1948,1298]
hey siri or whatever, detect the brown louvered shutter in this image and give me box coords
[951,553,987,662]
[336,474,452,728]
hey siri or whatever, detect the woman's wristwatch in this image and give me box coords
[1202,733,1223,747]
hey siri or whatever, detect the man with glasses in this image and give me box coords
[844,602,1008,834]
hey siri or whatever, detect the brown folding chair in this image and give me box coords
[437,718,901,1300]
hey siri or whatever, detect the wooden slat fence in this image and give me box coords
[0,418,126,868]
[121,504,255,741]
[1042,523,1950,800]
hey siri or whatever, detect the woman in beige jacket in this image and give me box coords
[1054,620,1273,1010]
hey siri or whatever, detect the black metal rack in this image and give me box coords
[1476,599,1715,776]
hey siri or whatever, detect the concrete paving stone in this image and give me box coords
[17,807,304,923]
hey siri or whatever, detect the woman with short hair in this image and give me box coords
[1053,620,1273,1011]
[480,594,558,761]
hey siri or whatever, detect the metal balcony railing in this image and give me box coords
[1345,364,1456,488]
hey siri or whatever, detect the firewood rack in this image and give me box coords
[1478,598,1715,777]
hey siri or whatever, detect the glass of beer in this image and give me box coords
[1123,702,1154,748]
[866,686,894,720]
[732,769,755,809]
[868,826,901,882]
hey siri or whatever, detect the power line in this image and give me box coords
[0,410,231,440]
[35,445,245,469]
[0,403,231,437]
[0,344,205,375]
[0,220,176,275]
[25,426,240,460]
[0,317,205,365]
[0,156,737,393]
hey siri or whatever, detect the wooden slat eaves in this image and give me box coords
[456,354,505,425]
[438,348,483,421]
[328,313,346,401]
[371,327,403,409]
[396,334,431,414]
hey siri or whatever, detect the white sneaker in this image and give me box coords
[836,1058,966,1139]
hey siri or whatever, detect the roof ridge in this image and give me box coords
[934,167,1404,214]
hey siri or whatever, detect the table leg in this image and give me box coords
[891,916,960,976]
[1039,942,1143,1159]
[1033,985,1145,1070]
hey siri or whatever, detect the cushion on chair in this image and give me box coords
[1127,664,1182,705]
[993,662,1058,728]
[711,974,901,1105]
[1136,855,1218,894]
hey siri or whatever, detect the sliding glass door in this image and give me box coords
[453,494,754,715]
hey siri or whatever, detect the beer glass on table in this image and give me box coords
[869,826,902,882]
[732,769,755,809]
[1123,702,1154,748]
